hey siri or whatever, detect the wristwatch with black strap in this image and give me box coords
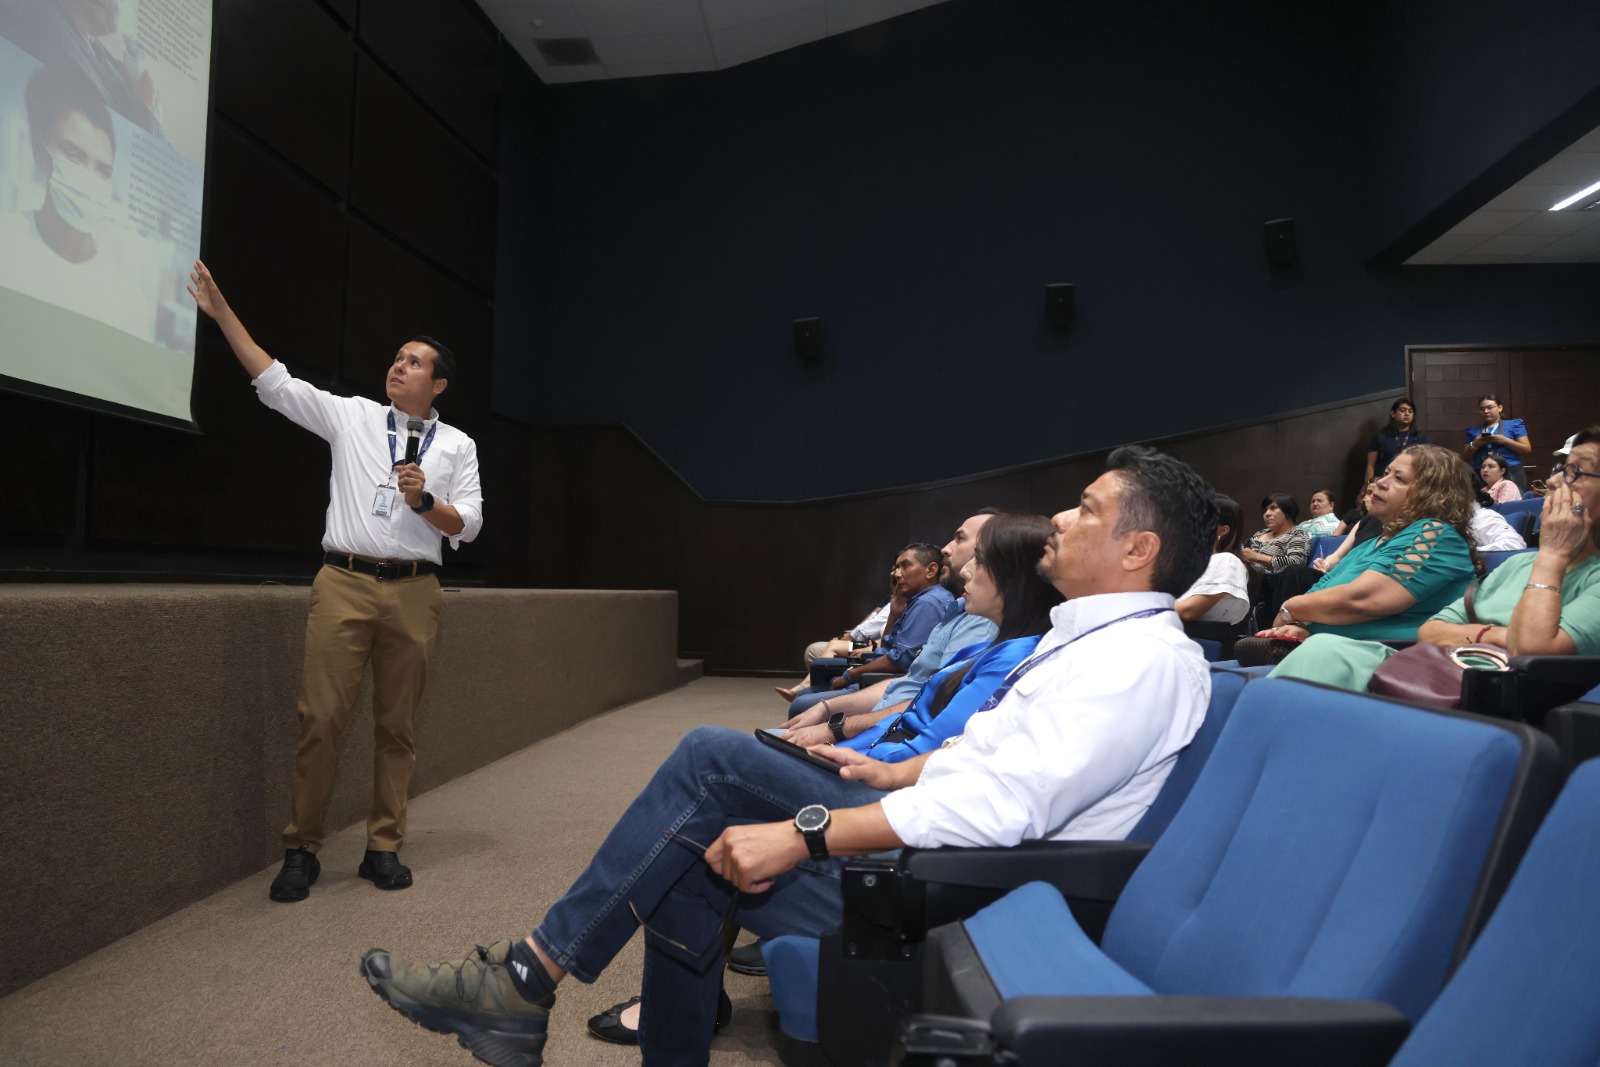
[794,804,830,860]
[828,709,847,743]
[410,491,435,514]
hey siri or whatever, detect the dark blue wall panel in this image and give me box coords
[493,0,1600,501]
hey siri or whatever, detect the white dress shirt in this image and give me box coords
[252,361,483,564]
[879,591,1210,848]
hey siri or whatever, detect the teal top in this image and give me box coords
[1305,518,1476,641]
[1271,549,1600,693]
[1433,550,1600,651]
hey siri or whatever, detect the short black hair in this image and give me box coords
[412,335,455,382]
[25,65,115,172]
[901,542,943,570]
[1262,492,1299,523]
[1104,445,1219,598]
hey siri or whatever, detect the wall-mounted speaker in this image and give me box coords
[792,317,822,366]
[1045,283,1075,328]
[1264,218,1297,269]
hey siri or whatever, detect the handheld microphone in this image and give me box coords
[404,417,424,465]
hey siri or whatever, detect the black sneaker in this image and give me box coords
[360,940,550,1067]
[358,850,413,890]
[268,848,320,903]
[727,939,767,977]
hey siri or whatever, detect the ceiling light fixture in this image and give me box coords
[1550,179,1600,211]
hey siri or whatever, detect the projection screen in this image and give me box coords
[0,0,211,428]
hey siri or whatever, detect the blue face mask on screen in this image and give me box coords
[47,152,116,236]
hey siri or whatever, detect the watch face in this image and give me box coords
[828,711,846,728]
[794,804,829,833]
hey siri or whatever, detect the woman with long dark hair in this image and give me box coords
[1177,494,1248,624]
[1365,397,1428,484]
[785,511,1064,760]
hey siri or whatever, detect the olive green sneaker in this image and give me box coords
[360,939,550,1067]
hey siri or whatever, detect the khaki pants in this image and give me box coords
[281,564,441,853]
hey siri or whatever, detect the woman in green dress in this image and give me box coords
[1253,443,1479,646]
[1272,428,1600,690]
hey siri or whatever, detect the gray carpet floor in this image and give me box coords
[0,677,793,1066]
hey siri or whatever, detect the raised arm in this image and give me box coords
[186,260,273,379]
[1506,484,1589,655]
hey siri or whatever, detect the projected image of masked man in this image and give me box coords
[188,260,484,904]
[0,63,154,339]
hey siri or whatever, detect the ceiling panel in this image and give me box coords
[479,0,949,82]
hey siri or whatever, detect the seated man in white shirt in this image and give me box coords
[358,446,1217,1067]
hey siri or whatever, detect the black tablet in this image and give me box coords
[755,728,843,776]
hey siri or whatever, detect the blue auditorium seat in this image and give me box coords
[1382,758,1600,1067]
[764,667,1255,1064]
[893,677,1560,1065]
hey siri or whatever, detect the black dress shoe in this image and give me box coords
[585,988,733,1045]
[358,850,413,890]
[269,848,320,902]
[727,939,767,977]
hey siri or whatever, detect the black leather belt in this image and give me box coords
[323,553,438,580]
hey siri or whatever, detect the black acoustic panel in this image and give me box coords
[793,317,822,366]
[350,56,497,295]
[1265,217,1297,269]
[0,391,84,543]
[88,329,329,552]
[203,127,348,376]
[342,221,493,434]
[214,0,355,193]
[358,0,501,161]
[1045,282,1075,327]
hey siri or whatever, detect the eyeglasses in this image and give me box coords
[1550,461,1600,483]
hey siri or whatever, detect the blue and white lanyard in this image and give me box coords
[971,607,1171,715]
[386,410,437,470]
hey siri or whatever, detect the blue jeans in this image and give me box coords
[530,725,888,1066]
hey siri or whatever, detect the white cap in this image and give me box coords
[1555,434,1578,458]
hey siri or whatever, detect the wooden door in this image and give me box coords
[1407,344,1600,469]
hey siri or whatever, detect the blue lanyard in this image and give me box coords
[387,410,437,468]
[971,607,1171,715]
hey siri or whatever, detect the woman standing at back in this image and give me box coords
[1365,398,1429,484]
[1462,393,1533,491]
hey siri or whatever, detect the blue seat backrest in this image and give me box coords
[1389,759,1600,1067]
[1101,677,1527,1022]
[1127,668,1249,842]
[1308,535,1344,565]
[1499,510,1536,540]
[1482,548,1534,573]
[1493,498,1543,517]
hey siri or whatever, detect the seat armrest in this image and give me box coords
[892,998,1410,1066]
[902,839,1151,901]
[895,840,1152,943]
[1509,656,1600,687]
[859,672,895,685]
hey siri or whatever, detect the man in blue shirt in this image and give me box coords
[783,512,999,733]
[786,542,952,716]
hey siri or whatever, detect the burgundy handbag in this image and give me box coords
[1367,583,1509,709]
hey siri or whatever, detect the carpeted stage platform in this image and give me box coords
[0,676,786,1066]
